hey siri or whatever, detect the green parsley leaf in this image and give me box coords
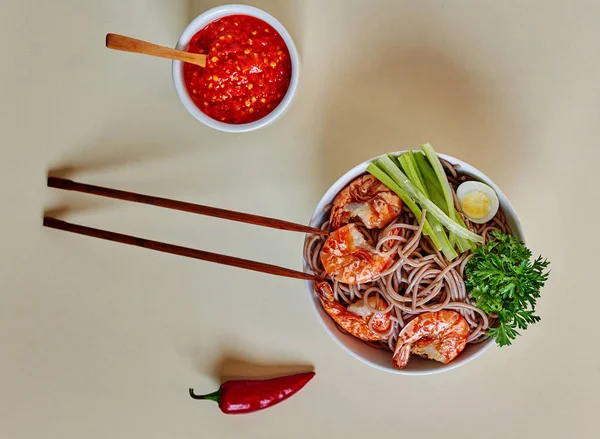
[465,231,550,347]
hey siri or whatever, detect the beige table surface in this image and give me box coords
[1,1,598,438]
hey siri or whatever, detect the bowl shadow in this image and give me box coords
[316,42,520,194]
[310,30,521,373]
[188,0,306,55]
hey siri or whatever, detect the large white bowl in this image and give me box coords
[172,4,300,132]
[303,152,524,375]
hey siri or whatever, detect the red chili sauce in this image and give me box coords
[183,15,292,124]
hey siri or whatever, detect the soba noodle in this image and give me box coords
[303,172,510,352]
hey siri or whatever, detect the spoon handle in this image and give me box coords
[105,33,206,67]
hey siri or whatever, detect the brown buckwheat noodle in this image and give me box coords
[303,171,510,352]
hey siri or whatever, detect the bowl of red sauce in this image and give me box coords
[172,4,299,132]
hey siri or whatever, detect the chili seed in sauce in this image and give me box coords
[183,15,291,124]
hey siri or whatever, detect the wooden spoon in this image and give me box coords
[105,33,206,67]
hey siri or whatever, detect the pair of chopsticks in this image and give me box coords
[43,177,326,281]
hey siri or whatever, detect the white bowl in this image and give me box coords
[172,4,300,132]
[303,152,525,375]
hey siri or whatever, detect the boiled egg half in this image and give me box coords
[456,181,499,224]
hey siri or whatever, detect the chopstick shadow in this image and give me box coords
[44,134,204,206]
[44,140,169,219]
[47,139,186,180]
[211,353,314,381]
[43,204,100,219]
[188,0,306,55]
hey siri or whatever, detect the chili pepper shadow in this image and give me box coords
[212,353,314,381]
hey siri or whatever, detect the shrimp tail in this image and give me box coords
[315,282,349,319]
[315,281,335,302]
[392,343,411,369]
[314,282,387,342]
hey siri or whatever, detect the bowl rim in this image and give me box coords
[172,4,300,133]
[302,151,525,375]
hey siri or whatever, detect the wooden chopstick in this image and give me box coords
[47,177,328,236]
[43,217,322,282]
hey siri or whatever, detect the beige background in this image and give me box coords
[1,0,598,438]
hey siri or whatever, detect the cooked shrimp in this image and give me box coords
[320,223,396,284]
[314,282,392,342]
[392,310,470,368]
[330,174,402,230]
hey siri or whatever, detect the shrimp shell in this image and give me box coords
[330,174,402,230]
[392,310,470,368]
[315,282,392,342]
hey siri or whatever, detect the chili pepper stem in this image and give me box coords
[189,388,220,402]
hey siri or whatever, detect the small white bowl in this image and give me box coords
[303,152,525,375]
[172,4,300,132]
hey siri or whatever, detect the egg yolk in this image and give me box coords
[461,191,491,220]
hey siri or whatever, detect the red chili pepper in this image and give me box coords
[189,371,315,414]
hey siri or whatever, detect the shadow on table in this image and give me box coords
[42,203,101,220]
[47,95,200,184]
[43,88,207,203]
[44,136,184,218]
[188,0,306,55]
[47,143,170,180]
[315,40,520,191]
[211,352,313,381]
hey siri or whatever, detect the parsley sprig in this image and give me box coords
[465,230,550,346]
